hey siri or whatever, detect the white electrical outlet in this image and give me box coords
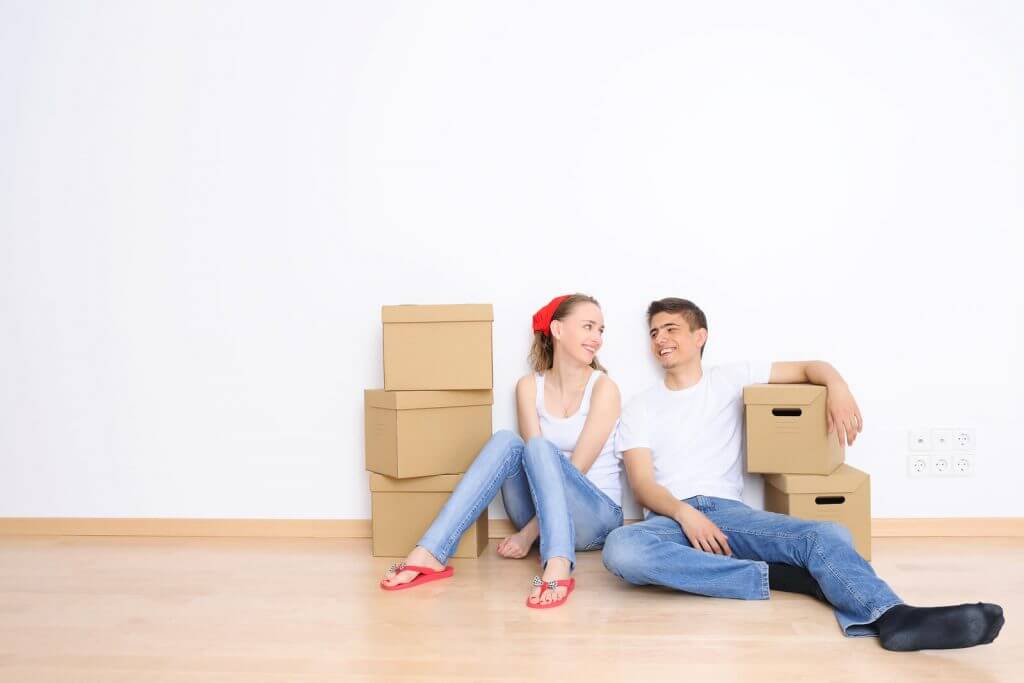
[952,429,975,451]
[931,429,953,451]
[929,454,952,476]
[907,454,929,477]
[908,430,931,452]
[952,453,974,476]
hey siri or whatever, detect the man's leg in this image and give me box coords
[704,497,1004,649]
[701,497,897,633]
[602,509,769,600]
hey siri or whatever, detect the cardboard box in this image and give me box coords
[365,389,493,478]
[369,472,489,558]
[764,464,871,560]
[743,384,844,475]
[382,304,493,391]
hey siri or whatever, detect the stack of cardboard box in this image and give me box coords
[744,384,872,560]
[364,304,495,558]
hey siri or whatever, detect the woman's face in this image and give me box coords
[551,302,605,367]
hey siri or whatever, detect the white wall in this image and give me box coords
[2,1,1021,520]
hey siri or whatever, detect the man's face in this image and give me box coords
[649,312,707,369]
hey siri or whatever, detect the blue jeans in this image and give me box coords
[601,496,903,636]
[417,430,623,569]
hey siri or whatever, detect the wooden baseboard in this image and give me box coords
[0,518,371,538]
[871,517,1024,537]
[1,517,1021,539]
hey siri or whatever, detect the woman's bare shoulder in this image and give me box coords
[515,373,537,395]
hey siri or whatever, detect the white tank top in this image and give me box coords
[536,370,621,505]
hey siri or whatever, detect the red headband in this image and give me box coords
[532,295,571,336]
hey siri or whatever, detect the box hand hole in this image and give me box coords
[771,408,802,417]
[814,496,846,505]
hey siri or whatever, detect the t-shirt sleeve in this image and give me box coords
[614,394,649,456]
[719,360,773,392]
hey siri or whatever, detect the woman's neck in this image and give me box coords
[547,354,592,391]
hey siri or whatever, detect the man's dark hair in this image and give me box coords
[646,298,709,357]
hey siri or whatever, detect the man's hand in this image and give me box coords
[769,361,864,447]
[826,381,863,447]
[674,502,732,555]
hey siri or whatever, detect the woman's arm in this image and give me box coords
[568,376,621,474]
[515,374,542,441]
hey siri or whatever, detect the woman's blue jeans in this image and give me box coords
[417,430,623,569]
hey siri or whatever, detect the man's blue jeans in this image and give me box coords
[601,496,903,636]
[418,430,623,568]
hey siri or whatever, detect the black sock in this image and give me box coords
[767,563,828,603]
[875,603,1005,651]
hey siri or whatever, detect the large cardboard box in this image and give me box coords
[365,389,493,478]
[382,304,494,391]
[764,464,871,560]
[743,384,844,475]
[369,472,489,558]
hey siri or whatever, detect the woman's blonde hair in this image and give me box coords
[528,293,608,374]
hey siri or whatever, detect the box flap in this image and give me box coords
[743,384,825,406]
[369,472,462,492]
[382,304,494,324]
[765,464,868,494]
[365,389,494,410]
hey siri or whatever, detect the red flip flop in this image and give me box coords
[526,576,575,609]
[379,562,454,591]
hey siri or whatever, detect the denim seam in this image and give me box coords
[757,561,770,599]
[556,456,623,549]
[808,531,872,614]
[632,526,684,540]
[581,508,624,550]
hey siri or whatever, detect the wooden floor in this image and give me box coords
[0,536,1021,682]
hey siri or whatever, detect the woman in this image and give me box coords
[379,293,624,609]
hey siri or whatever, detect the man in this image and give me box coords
[601,297,1004,651]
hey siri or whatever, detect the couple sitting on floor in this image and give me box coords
[378,294,1004,652]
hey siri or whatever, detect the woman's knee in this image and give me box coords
[472,430,524,470]
[486,429,524,454]
[523,435,558,462]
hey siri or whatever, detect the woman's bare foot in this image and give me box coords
[380,546,445,588]
[527,556,572,606]
[497,528,538,559]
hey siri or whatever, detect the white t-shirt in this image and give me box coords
[616,361,772,503]
[537,370,621,506]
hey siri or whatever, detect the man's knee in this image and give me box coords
[814,521,854,548]
[602,526,647,582]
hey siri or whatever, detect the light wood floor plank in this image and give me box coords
[0,536,1020,681]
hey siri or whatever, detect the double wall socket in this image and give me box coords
[906,428,975,478]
